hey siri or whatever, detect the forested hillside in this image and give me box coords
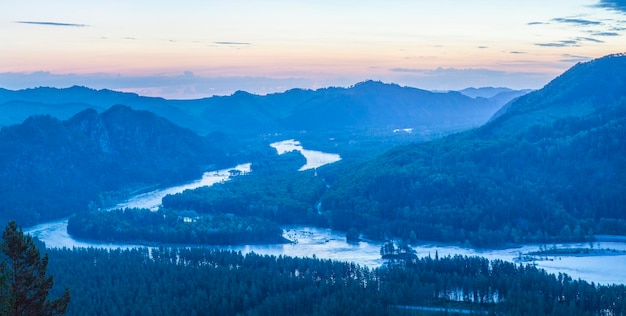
[321,54,626,246]
[0,105,234,226]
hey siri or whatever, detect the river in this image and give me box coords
[24,141,626,285]
[109,163,252,211]
[270,139,341,171]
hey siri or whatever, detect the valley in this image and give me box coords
[5,1,626,314]
[3,54,626,315]
[26,140,626,285]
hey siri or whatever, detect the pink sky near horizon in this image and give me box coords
[2,0,625,98]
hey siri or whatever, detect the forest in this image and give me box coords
[162,167,328,226]
[67,150,330,244]
[67,208,286,245]
[42,246,626,315]
[0,105,237,227]
[322,102,626,247]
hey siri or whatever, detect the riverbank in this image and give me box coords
[527,247,626,257]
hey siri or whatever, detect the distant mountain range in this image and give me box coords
[458,86,532,99]
[0,82,528,135]
[322,53,626,246]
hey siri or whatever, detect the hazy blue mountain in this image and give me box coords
[0,86,210,133]
[457,87,514,98]
[486,53,626,134]
[0,81,517,135]
[0,105,234,226]
[0,100,103,127]
[457,87,532,119]
[321,53,626,246]
[277,81,502,131]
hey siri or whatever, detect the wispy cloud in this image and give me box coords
[390,68,424,73]
[14,21,88,27]
[576,36,604,42]
[595,0,626,14]
[535,40,580,47]
[510,51,526,54]
[527,21,547,25]
[560,54,592,63]
[535,36,604,47]
[590,31,620,36]
[551,17,602,26]
[213,41,251,45]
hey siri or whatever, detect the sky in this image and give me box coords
[1,0,626,99]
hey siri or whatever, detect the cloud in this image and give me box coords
[0,71,312,99]
[387,67,552,90]
[213,41,251,45]
[390,68,424,73]
[535,40,580,47]
[551,17,602,26]
[534,35,604,47]
[590,31,620,36]
[14,21,88,27]
[527,21,547,25]
[510,51,526,54]
[595,0,626,14]
[576,36,604,42]
[559,54,593,63]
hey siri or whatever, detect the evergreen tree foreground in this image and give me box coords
[0,221,70,315]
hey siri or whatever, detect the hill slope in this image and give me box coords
[0,106,234,226]
[321,53,626,246]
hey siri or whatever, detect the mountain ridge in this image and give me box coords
[0,105,234,226]
[0,81,528,135]
[484,53,626,134]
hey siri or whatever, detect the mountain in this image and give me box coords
[458,87,518,99]
[485,53,626,134]
[0,106,234,226]
[274,81,506,131]
[0,81,520,135]
[0,86,209,134]
[320,53,626,246]
[457,87,533,116]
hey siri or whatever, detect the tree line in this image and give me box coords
[68,208,286,245]
[43,245,626,315]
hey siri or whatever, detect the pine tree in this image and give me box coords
[0,264,9,315]
[0,221,70,315]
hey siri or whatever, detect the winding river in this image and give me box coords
[270,139,341,171]
[24,141,626,285]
